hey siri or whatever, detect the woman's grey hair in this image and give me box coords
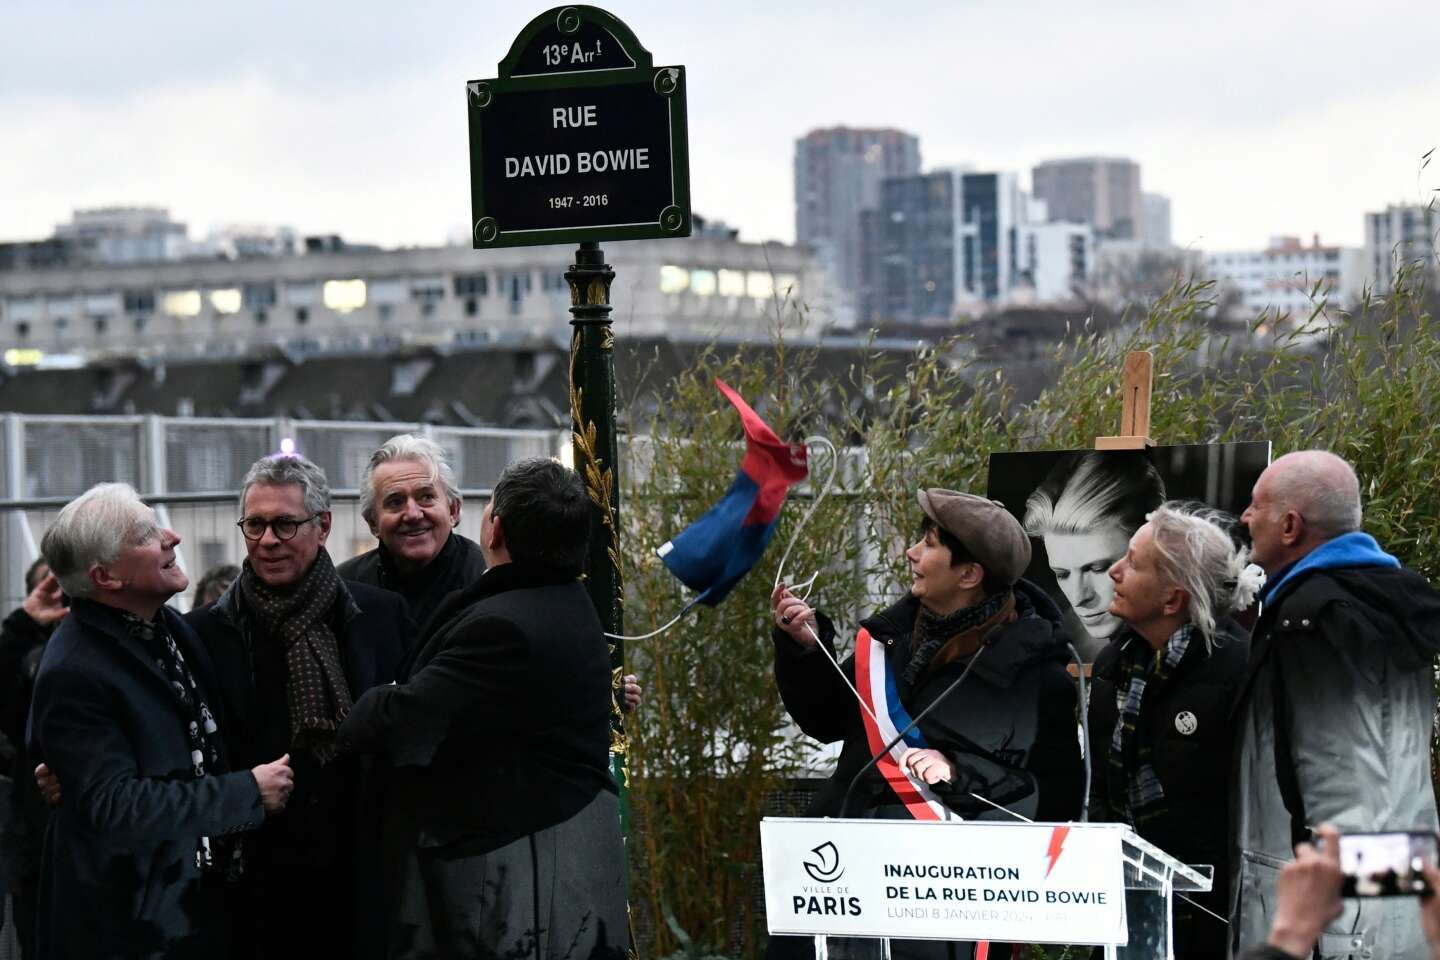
[1023,452,1166,539]
[1145,501,1257,646]
[239,455,331,516]
[358,434,461,526]
[41,483,161,600]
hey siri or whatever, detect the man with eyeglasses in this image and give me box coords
[184,453,413,960]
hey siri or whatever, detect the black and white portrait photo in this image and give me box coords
[986,442,1271,662]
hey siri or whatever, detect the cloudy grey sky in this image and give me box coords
[3,0,1437,252]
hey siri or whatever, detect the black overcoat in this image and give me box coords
[28,599,262,960]
[1086,619,1249,959]
[185,573,413,960]
[337,561,623,958]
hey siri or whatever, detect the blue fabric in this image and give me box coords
[659,472,781,606]
[882,656,929,749]
[1260,531,1400,603]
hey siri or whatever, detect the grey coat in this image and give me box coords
[1230,541,1440,959]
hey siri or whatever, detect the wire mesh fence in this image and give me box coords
[0,414,567,612]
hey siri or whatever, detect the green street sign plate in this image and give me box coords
[467,6,691,248]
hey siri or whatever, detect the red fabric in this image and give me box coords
[855,629,942,822]
[714,379,807,526]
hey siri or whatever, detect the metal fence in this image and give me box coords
[0,414,565,613]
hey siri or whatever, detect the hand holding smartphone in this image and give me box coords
[1325,831,1440,897]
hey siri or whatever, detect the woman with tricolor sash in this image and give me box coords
[767,489,1085,960]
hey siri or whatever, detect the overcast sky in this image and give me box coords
[3,0,1437,252]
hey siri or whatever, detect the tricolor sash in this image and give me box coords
[854,627,954,821]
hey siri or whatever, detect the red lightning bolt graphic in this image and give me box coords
[1043,826,1071,879]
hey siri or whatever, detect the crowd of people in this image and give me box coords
[770,450,1440,960]
[0,437,639,960]
[2,440,1438,960]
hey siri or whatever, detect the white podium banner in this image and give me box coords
[761,818,1129,946]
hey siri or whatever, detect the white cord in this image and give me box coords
[604,602,695,641]
[773,436,839,593]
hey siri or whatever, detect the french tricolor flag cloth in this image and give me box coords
[656,379,809,607]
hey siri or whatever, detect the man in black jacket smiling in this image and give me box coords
[338,457,626,960]
[185,454,412,960]
[337,433,486,629]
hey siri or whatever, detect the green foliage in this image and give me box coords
[620,267,1440,957]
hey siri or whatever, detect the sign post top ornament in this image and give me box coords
[467,5,691,249]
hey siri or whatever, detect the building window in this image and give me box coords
[16,322,29,338]
[243,283,278,310]
[295,307,309,324]
[123,290,156,314]
[464,297,478,317]
[453,273,488,298]
[94,317,109,335]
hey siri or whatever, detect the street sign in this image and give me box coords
[467,6,691,248]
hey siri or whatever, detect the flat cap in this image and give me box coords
[918,488,1032,586]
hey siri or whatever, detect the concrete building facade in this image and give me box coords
[1205,235,1364,318]
[1032,157,1143,241]
[1365,203,1440,293]
[0,225,838,362]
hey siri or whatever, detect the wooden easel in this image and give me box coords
[1094,351,1155,450]
[1066,351,1157,682]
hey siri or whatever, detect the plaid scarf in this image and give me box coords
[1107,623,1201,828]
[239,549,352,764]
[904,589,1014,686]
[122,612,243,879]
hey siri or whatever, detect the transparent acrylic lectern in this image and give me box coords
[766,822,1214,960]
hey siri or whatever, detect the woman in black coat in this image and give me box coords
[1091,501,1261,960]
[769,489,1085,960]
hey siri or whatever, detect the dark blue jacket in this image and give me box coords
[28,598,262,960]
[184,569,412,960]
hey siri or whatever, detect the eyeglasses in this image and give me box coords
[236,514,321,542]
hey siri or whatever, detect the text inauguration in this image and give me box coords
[503,103,652,179]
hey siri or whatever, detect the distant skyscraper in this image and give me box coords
[1032,158,1142,240]
[1365,203,1440,292]
[795,128,921,299]
[862,170,1091,323]
[1142,193,1172,248]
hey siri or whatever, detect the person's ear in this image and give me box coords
[316,511,332,547]
[1280,509,1305,546]
[448,497,462,528]
[957,562,985,590]
[1162,586,1188,618]
[89,563,122,593]
[486,514,507,554]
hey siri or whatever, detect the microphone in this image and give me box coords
[837,635,994,819]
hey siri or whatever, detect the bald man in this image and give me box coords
[1231,451,1440,958]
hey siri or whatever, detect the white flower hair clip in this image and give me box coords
[1232,562,1267,610]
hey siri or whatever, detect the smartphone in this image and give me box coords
[1334,831,1439,897]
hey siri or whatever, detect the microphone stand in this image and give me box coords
[837,641,991,820]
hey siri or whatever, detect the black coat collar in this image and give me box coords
[67,598,215,719]
[860,578,1071,691]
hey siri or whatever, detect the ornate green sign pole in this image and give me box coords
[467,3,691,837]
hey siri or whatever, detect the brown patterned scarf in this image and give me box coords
[239,549,352,764]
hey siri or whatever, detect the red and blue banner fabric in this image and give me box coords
[657,379,808,606]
